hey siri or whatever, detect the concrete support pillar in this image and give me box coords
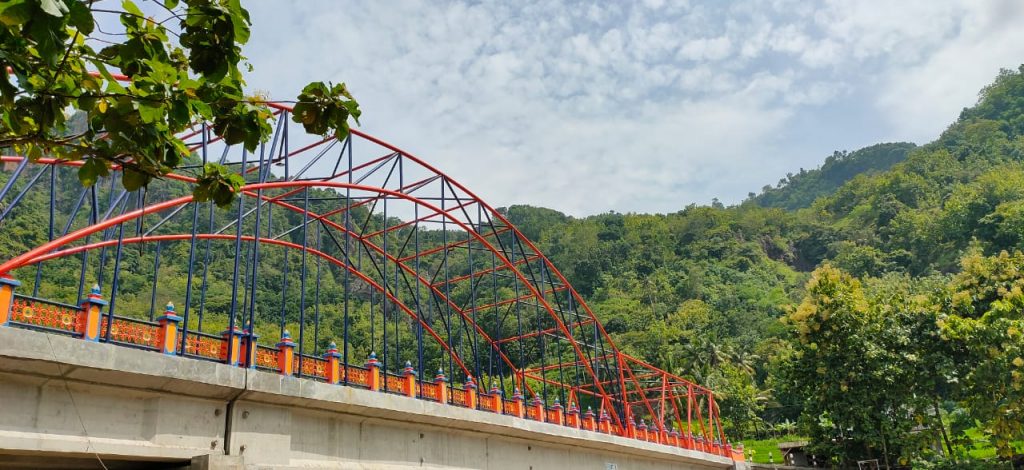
[366,352,381,391]
[0,276,20,326]
[403,361,417,398]
[276,331,296,376]
[155,301,182,355]
[324,342,342,384]
[78,283,106,342]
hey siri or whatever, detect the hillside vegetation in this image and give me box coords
[503,65,1024,466]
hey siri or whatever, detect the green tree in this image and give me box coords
[0,0,359,204]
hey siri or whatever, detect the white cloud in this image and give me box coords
[241,1,1024,215]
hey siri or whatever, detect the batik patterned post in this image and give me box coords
[155,301,182,355]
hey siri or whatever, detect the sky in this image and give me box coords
[238,0,1024,216]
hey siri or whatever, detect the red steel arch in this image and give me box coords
[0,102,727,447]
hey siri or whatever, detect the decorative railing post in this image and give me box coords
[565,402,580,428]
[366,352,381,391]
[276,331,296,375]
[240,323,258,369]
[155,301,182,355]
[661,423,670,445]
[434,369,448,403]
[637,419,648,441]
[220,326,243,366]
[582,406,596,431]
[511,388,525,418]
[403,361,417,398]
[488,382,503,413]
[0,276,20,327]
[626,415,637,438]
[598,409,611,433]
[550,399,564,426]
[78,283,106,342]
[464,375,477,409]
[531,395,545,422]
[324,342,342,384]
[669,429,680,447]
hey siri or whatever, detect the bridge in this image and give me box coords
[0,103,746,469]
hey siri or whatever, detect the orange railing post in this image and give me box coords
[155,301,182,355]
[366,352,381,391]
[550,399,564,426]
[512,388,525,418]
[583,406,596,431]
[324,342,342,384]
[598,409,611,433]
[531,395,545,422]
[276,331,296,375]
[220,326,243,367]
[434,369,448,403]
[464,375,477,409]
[565,402,580,428]
[239,323,258,368]
[0,276,20,327]
[78,284,106,342]
[488,382,503,413]
[403,361,417,398]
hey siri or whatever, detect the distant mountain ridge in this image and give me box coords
[749,142,917,210]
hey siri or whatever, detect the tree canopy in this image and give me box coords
[0,0,359,205]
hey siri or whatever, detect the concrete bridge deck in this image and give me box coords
[0,327,742,470]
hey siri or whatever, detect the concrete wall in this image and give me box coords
[0,327,736,470]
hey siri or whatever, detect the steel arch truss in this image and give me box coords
[0,103,725,444]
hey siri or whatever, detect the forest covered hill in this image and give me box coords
[501,65,1024,464]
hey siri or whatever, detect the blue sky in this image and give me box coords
[238,1,1024,215]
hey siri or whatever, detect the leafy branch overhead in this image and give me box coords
[0,0,360,206]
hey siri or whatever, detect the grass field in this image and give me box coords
[740,435,807,464]
[740,430,1022,465]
